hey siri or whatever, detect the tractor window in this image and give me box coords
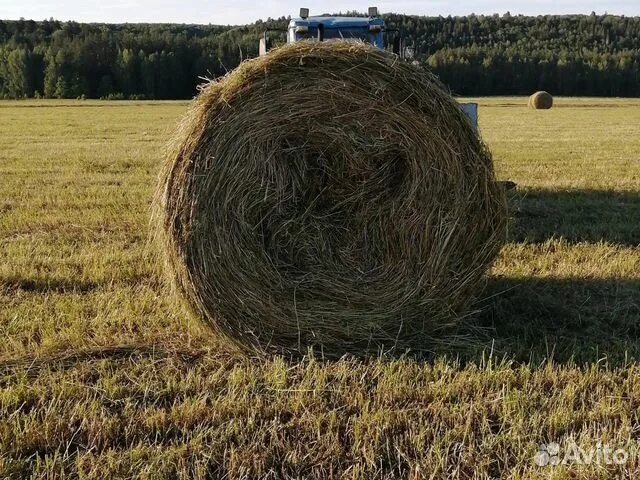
[323,28,370,41]
[295,27,376,44]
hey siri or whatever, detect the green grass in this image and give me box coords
[1,97,639,479]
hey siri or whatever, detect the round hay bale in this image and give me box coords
[156,42,506,357]
[529,91,553,109]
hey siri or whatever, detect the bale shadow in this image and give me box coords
[444,188,639,365]
[510,189,640,246]
[457,276,640,365]
[0,345,209,380]
[1,276,100,294]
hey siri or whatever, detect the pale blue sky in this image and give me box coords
[4,0,640,25]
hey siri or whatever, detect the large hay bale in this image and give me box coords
[157,42,506,357]
[529,91,554,109]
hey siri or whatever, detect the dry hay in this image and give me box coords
[156,41,507,357]
[529,91,554,109]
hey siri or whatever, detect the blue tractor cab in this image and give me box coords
[260,7,401,56]
[288,14,385,49]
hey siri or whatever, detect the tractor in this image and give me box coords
[259,7,479,128]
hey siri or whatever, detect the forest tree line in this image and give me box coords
[1,13,640,99]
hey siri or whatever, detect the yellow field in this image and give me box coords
[1,98,639,478]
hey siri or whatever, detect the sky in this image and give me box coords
[4,0,640,25]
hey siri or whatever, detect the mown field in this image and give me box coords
[1,97,639,479]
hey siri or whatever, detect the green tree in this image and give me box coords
[54,76,69,98]
[1,48,30,97]
[97,74,114,97]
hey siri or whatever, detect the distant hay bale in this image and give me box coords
[529,91,554,109]
[156,42,506,357]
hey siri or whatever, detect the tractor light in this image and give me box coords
[296,25,309,33]
[369,25,382,33]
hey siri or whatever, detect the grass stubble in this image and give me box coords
[0,96,639,478]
